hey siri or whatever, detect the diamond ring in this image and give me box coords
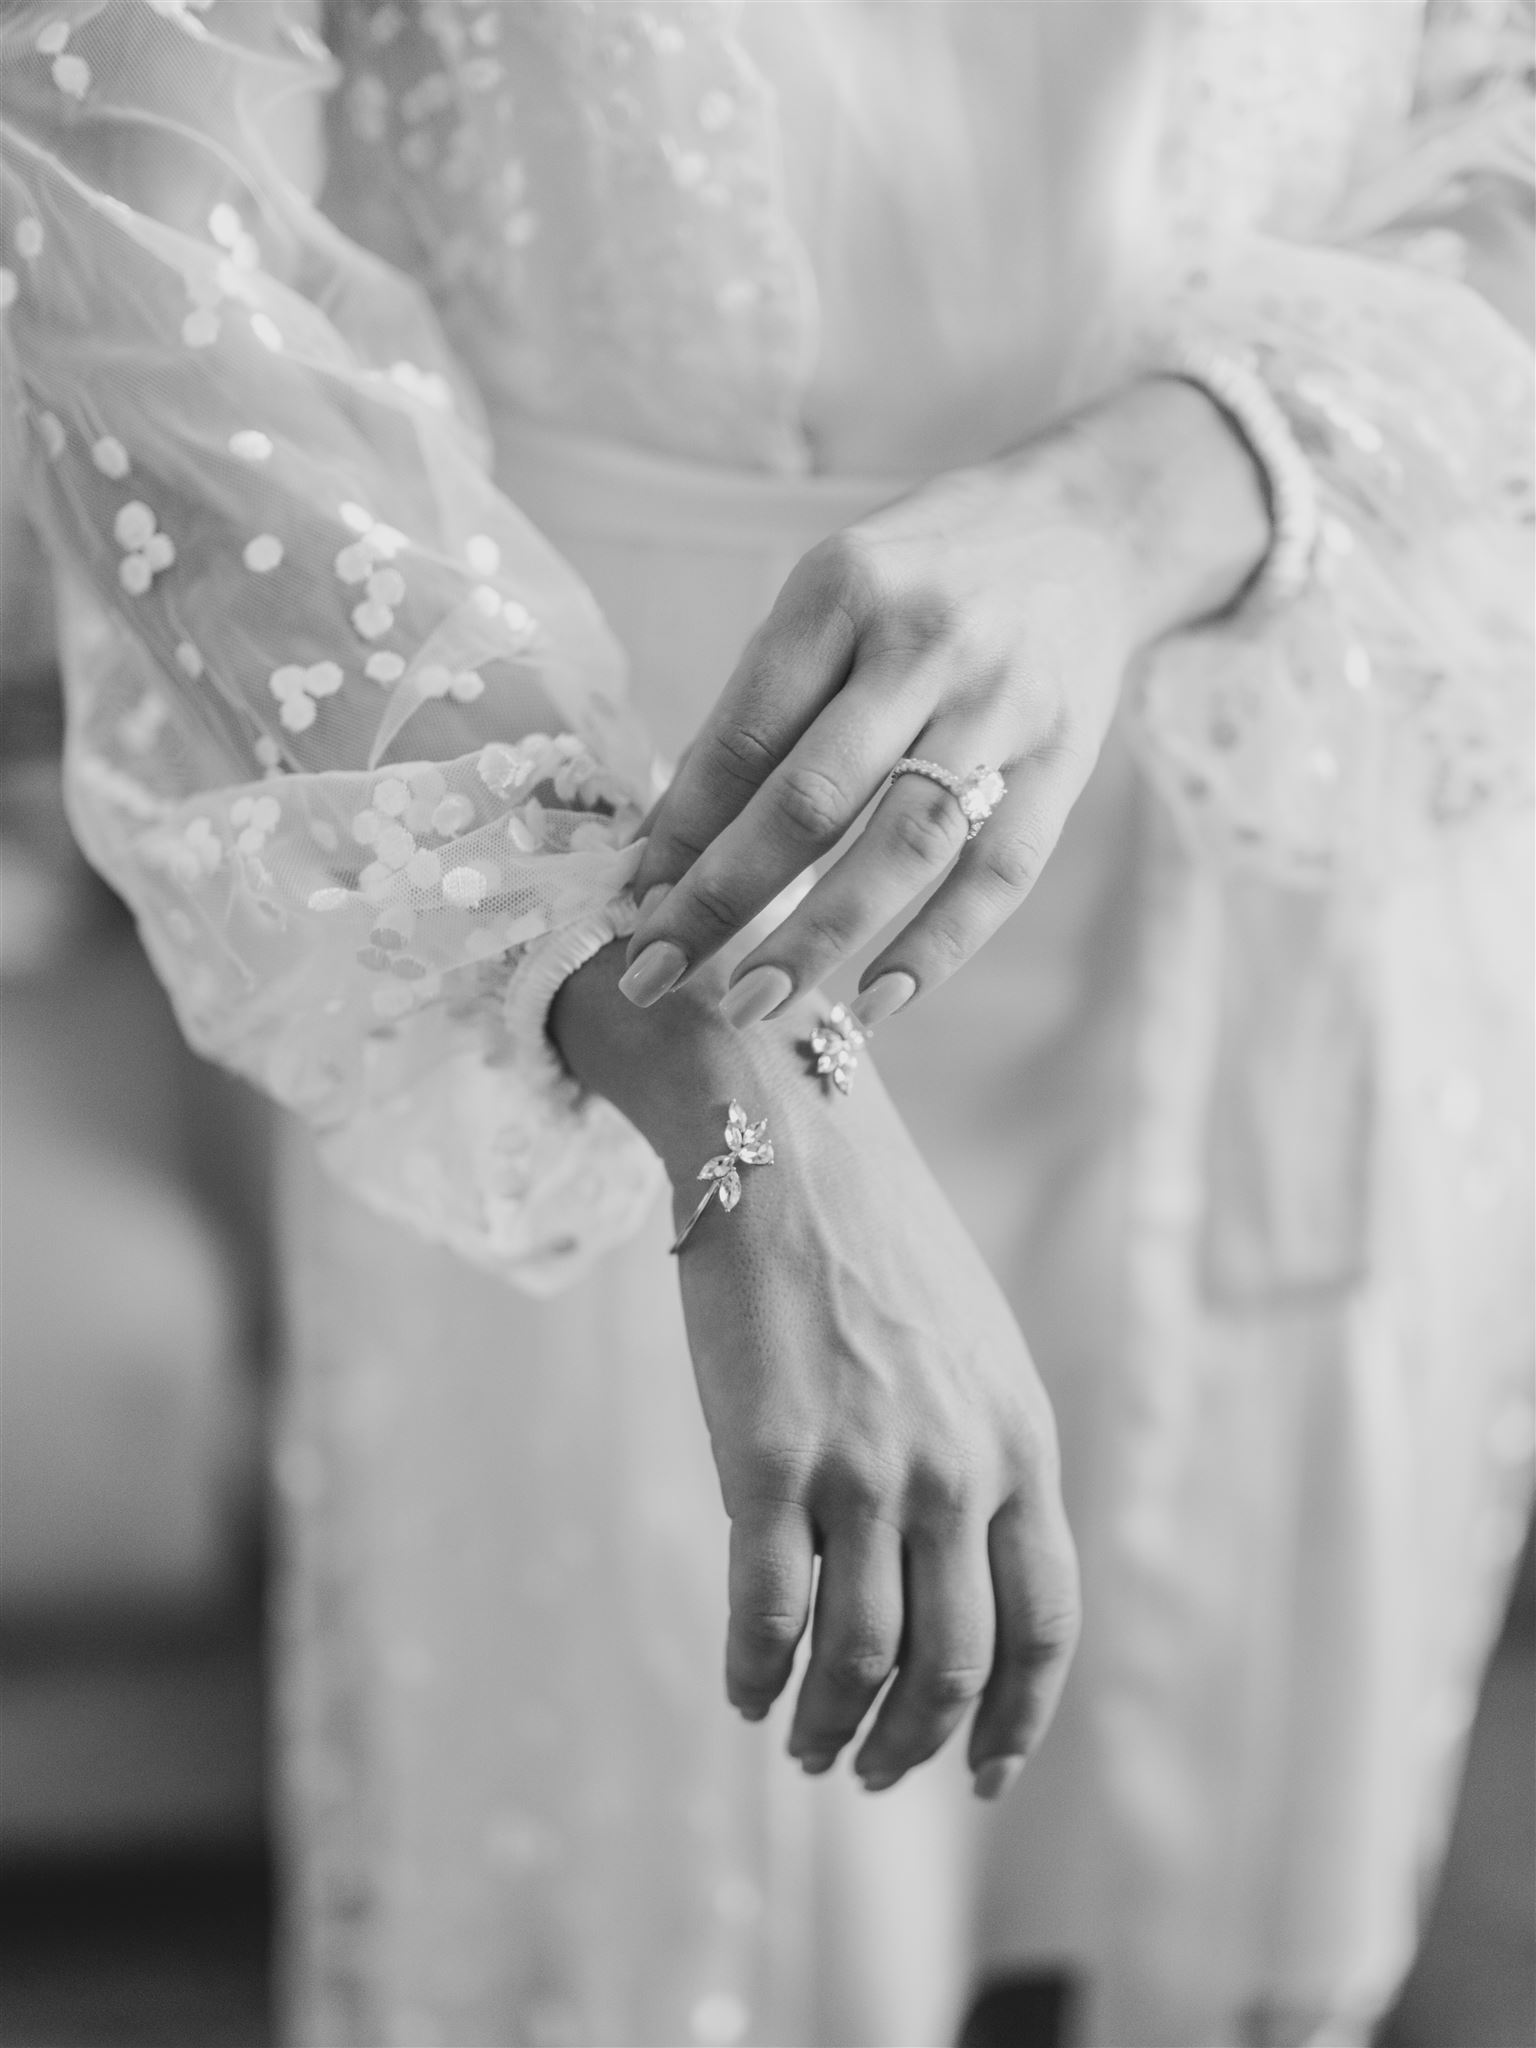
[888,758,1007,840]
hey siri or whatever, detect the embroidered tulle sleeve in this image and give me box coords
[1132,0,1533,885]
[0,0,665,1292]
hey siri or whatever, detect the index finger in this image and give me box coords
[620,648,933,1003]
[630,556,858,899]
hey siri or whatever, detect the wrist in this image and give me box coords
[550,941,824,1188]
[1039,374,1273,650]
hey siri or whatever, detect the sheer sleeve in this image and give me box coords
[0,0,664,1293]
[1132,0,1533,886]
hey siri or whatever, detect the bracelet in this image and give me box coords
[806,1003,866,1095]
[503,894,641,1095]
[1162,340,1319,606]
[670,1100,775,1253]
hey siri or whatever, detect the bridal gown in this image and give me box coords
[2,4,1532,2044]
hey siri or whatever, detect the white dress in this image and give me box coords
[2,5,1531,2045]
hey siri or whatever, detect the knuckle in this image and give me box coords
[775,762,851,845]
[741,1443,815,1504]
[679,867,749,940]
[651,825,710,872]
[817,1454,892,1524]
[916,1663,990,1712]
[1037,1590,1083,1653]
[889,787,966,869]
[796,895,865,960]
[733,1608,805,1658]
[1007,1598,1082,1669]
[914,903,974,975]
[906,1460,974,1534]
[1006,1393,1064,1482]
[826,1643,897,1695]
[979,824,1052,902]
[806,529,885,611]
[800,533,969,660]
[712,720,781,791]
[872,587,957,660]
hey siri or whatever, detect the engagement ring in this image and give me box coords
[889,758,1007,839]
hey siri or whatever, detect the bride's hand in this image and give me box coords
[552,946,1079,1796]
[622,376,1270,1028]
[679,1063,1080,1796]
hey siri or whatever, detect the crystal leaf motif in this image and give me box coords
[697,1098,774,1212]
[807,1003,865,1095]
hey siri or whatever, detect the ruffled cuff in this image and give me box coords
[317,890,664,1297]
[305,829,668,1297]
[502,895,640,1101]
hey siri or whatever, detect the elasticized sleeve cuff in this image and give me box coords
[502,894,641,1099]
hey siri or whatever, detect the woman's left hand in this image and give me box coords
[623,376,1271,1028]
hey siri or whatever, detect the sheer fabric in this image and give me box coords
[2,0,664,1291]
[2,2,1529,1277]
[2,5,1532,2045]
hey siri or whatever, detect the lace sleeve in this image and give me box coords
[1132,0,1533,886]
[0,0,664,1293]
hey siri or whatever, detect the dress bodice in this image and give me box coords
[320,0,1427,474]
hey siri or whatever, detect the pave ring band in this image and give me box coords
[889,758,1007,840]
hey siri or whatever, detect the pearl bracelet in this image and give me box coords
[1163,340,1319,606]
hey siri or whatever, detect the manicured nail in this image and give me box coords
[640,882,672,917]
[859,1768,903,1793]
[720,964,794,1029]
[796,1752,836,1777]
[851,971,917,1030]
[738,1703,769,1724]
[619,940,688,1008]
[972,1756,1025,1802]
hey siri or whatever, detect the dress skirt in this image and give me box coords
[274,424,1534,2048]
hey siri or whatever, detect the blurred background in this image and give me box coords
[0,482,1531,2048]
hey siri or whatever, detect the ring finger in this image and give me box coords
[623,647,958,1004]
[719,722,1015,1024]
[847,737,1089,1024]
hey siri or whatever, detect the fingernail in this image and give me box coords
[851,971,917,1030]
[640,882,672,917]
[859,1768,903,1793]
[972,1755,1026,1802]
[618,940,688,1008]
[738,1703,770,1724]
[796,1752,837,1777]
[720,964,794,1029]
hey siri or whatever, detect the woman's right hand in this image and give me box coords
[552,943,1079,1796]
